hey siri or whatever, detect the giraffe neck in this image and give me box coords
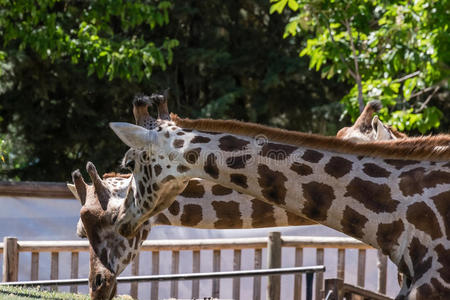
[151,178,310,229]
[160,126,449,279]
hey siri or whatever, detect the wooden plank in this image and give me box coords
[357,249,366,287]
[267,232,281,300]
[70,252,78,293]
[293,247,303,300]
[212,249,220,298]
[31,252,39,281]
[377,250,387,294]
[130,253,140,299]
[0,181,73,198]
[253,248,262,300]
[192,250,200,299]
[2,237,18,282]
[342,281,392,300]
[50,252,59,291]
[315,248,324,300]
[232,249,241,300]
[11,236,371,253]
[151,251,159,300]
[337,249,345,280]
[170,251,179,299]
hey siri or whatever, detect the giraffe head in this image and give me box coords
[69,163,149,300]
[337,100,406,142]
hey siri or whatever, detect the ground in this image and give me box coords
[0,286,131,300]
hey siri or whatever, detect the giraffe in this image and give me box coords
[73,96,399,299]
[110,112,450,299]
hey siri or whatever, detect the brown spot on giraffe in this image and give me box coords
[430,278,450,298]
[302,149,324,163]
[324,156,353,178]
[435,244,450,283]
[226,154,252,169]
[260,142,297,160]
[154,164,162,177]
[138,181,145,196]
[376,219,404,255]
[176,131,185,136]
[341,206,368,239]
[399,168,450,196]
[431,191,450,239]
[406,202,442,240]
[180,204,203,226]
[204,153,219,179]
[177,165,190,173]
[230,173,248,189]
[257,164,287,205]
[301,181,335,221]
[152,183,159,191]
[218,135,249,152]
[384,159,419,170]
[164,131,170,138]
[251,199,276,227]
[173,139,185,148]
[154,213,171,225]
[184,147,202,164]
[145,165,152,180]
[362,163,391,178]
[211,184,233,196]
[168,201,180,216]
[212,201,243,228]
[290,162,313,176]
[180,180,205,198]
[409,237,432,281]
[345,178,400,213]
[191,136,211,144]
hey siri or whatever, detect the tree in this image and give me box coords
[271,0,449,133]
[0,0,347,181]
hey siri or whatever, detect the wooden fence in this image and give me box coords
[0,234,391,300]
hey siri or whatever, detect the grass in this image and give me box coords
[0,286,132,300]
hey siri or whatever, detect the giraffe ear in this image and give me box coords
[109,122,158,149]
[372,116,394,141]
[67,183,80,201]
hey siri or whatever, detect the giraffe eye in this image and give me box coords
[125,160,135,171]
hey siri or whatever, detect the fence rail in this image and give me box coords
[1,233,390,300]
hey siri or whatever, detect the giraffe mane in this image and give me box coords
[102,172,132,179]
[171,113,450,161]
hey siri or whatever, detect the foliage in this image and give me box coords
[271,0,449,133]
[0,0,347,181]
[0,0,178,81]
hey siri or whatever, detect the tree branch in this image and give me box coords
[393,71,421,83]
[344,18,364,113]
[417,86,440,112]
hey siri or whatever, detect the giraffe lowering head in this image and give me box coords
[70,163,150,300]
[111,113,450,299]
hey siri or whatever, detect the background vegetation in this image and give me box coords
[0,0,448,181]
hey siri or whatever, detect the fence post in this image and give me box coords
[324,278,344,300]
[267,231,281,300]
[2,237,19,282]
[377,250,387,294]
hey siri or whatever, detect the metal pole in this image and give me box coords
[0,266,325,286]
[306,272,314,300]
